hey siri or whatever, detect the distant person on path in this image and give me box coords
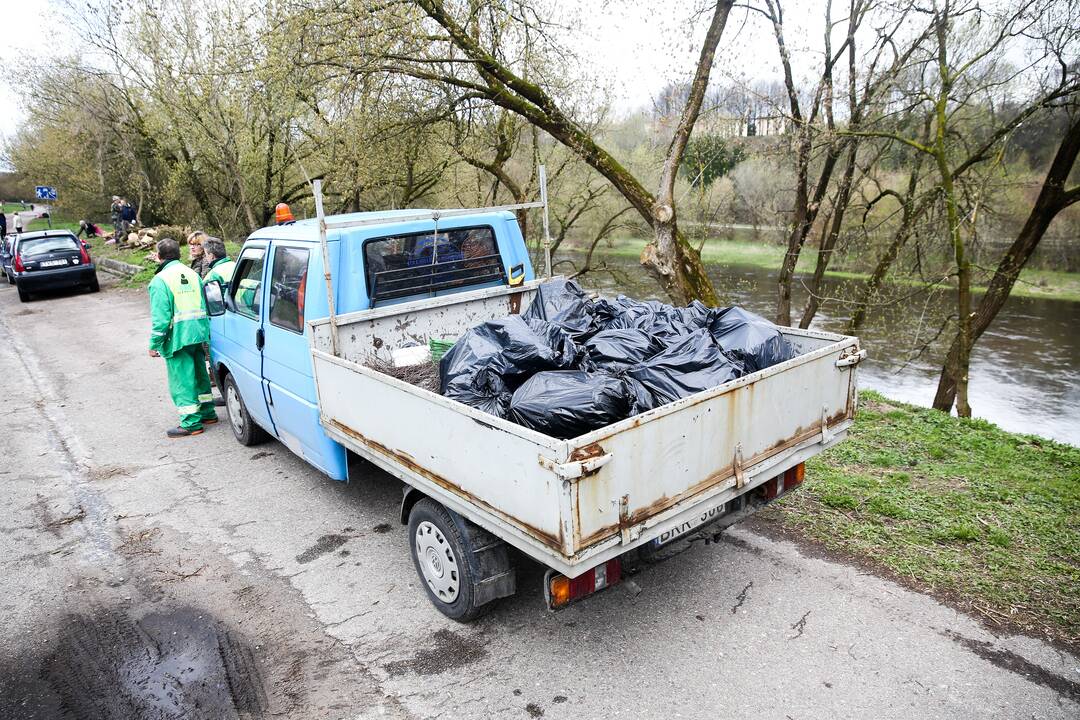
[120,199,136,240]
[203,237,236,288]
[148,237,217,438]
[109,196,122,243]
[13,212,24,234]
[186,231,211,277]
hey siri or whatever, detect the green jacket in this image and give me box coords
[206,256,237,287]
[149,260,209,358]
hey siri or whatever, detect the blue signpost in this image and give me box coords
[35,186,57,201]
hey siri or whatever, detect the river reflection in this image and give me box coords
[565,253,1079,445]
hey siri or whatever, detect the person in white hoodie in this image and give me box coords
[13,212,24,234]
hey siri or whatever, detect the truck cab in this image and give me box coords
[206,208,535,480]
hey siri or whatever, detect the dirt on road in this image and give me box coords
[0,277,1076,720]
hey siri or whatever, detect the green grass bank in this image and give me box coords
[757,391,1079,649]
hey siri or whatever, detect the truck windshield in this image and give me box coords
[364,226,503,302]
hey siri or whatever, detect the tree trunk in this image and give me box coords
[775,142,842,325]
[641,0,733,306]
[930,12,971,417]
[933,114,1080,410]
[800,141,858,328]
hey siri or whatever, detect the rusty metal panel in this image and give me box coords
[311,350,570,567]
[567,330,860,552]
[309,281,540,363]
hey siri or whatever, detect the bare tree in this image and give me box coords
[933,112,1080,410]
[375,0,736,305]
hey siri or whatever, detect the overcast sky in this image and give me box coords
[0,1,824,140]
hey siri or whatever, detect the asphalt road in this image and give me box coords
[0,274,1077,719]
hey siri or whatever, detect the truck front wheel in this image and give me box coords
[407,498,515,622]
[223,373,269,446]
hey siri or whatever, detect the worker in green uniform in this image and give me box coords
[148,237,218,437]
[203,237,236,288]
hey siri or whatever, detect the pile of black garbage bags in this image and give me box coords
[439,278,797,439]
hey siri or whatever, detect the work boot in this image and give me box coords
[166,426,203,438]
[214,397,226,407]
[202,417,219,425]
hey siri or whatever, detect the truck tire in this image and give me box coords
[223,373,269,446]
[407,498,514,622]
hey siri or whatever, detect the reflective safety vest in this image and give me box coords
[148,260,210,357]
[207,257,237,287]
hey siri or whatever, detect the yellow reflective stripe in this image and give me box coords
[152,331,167,336]
[197,394,213,403]
[173,309,207,322]
[177,404,199,414]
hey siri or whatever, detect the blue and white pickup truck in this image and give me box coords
[204,183,865,621]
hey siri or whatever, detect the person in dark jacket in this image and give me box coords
[0,211,6,238]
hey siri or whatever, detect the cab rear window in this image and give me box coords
[20,235,79,256]
[363,226,502,302]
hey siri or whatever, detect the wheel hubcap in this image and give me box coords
[415,521,459,602]
[226,385,245,435]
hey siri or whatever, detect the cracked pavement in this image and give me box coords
[0,276,1077,719]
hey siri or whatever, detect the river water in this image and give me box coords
[567,254,1080,446]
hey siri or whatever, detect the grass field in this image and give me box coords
[567,236,1080,303]
[758,391,1080,649]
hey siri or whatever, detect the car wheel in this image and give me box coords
[223,372,268,446]
[407,499,510,622]
[88,276,100,292]
[17,285,29,302]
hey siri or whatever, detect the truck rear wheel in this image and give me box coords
[407,498,515,622]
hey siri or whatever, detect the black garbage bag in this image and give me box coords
[593,295,708,339]
[628,329,743,405]
[509,370,647,438]
[522,277,597,339]
[440,316,578,417]
[707,306,796,373]
[582,328,665,371]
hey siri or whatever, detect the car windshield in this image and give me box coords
[20,235,79,256]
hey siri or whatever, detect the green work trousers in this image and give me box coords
[165,344,217,430]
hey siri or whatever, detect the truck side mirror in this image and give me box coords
[204,280,226,316]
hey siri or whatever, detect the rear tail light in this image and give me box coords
[546,558,622,610]
[785,462,805,488]
[79,245,91,264]
[13,254,24,272]
[762,462,806,501]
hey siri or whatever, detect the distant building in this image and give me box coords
[703,111,790,138]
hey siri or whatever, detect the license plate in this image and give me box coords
[649,500,728,549]
[41,259,68,267]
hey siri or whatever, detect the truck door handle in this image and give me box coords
[256,328,265,350]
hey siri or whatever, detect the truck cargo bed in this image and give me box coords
[309,282,863,577]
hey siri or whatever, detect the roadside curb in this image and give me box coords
[98,258,144,278]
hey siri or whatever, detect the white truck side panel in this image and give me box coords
[309,283,864,577]
[566,331,856,550]
[311,351,571,559]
